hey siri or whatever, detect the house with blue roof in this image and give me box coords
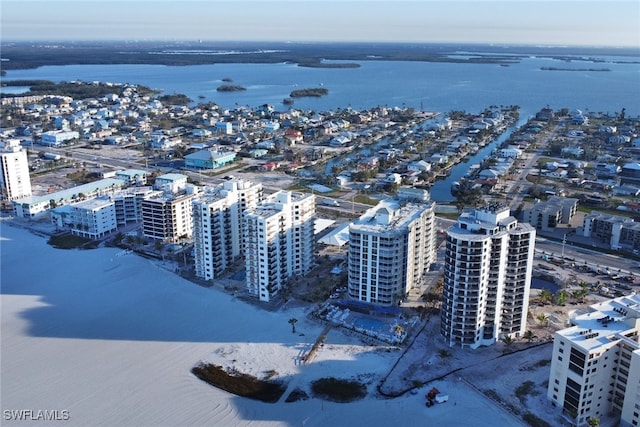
[184,149,236,170]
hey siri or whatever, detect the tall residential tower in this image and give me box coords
[0,139,32,202]
[441,205,536,349]
[347,199,436,306]
[245,191,315,302]
[192,180,263,281]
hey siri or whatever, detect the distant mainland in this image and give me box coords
[2,41,637,71]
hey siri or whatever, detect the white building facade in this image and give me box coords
[0,139,32,201]
[441,205,536,349]
[192,180,263,281]
[547,293,640,427]
[347,200,436,306]
[69,198,117,239]
[109,186,156,225]
[245,191,315,302]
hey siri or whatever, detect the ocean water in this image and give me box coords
[3,53,640,118]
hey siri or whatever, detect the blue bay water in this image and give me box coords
[3,54,639,118]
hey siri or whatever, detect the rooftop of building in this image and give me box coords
[156,173,188,182]
[111,186,155,197]
[584,211,635,223]
[558,292,640,352]
[72,197,114,210]
[145,190,194,204]
[13,178,125,206]
[350,199,433,234]
[115,169,147,178]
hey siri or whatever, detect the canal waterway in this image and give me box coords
[429,117,527,202]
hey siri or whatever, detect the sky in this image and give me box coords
[1,0,639,47]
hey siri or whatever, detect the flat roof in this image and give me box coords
[14,178,125,206]
[351,199,432,234]
[559,293,640,352]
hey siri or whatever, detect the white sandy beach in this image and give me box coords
[1,221,528,427]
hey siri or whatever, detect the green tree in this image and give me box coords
[536,313,549,328]
[113,232,124,245]
[538,289,553,305]
[554,290,567,306]
[438,348,452,359]
[502,335,514,347]
[587,417,600,427]
[523,330,537,343]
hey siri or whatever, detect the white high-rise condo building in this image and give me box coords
[245,191,315,302]
[0,139,32,202]
[441,205,536,349]
[347,199,436,306]
[192,180,263,281]
[547,293,640,427]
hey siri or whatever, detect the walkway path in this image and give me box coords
[302,324,333,364]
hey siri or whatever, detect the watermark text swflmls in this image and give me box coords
[3,409,70,421]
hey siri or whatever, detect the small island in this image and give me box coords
[282,98,294,105]
[540,67,611,72]
[289,88,329,98]
[217,85,247,92]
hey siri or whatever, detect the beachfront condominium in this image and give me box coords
[347,199,436,306]
[0,139,32,202]
[441,205,536,349]
[547,293,640,427]
[141,191,194,243]
[192,180,263,281]
[69,197,117,239]
[245,191,315,302]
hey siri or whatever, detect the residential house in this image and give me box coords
[184,149,236,170]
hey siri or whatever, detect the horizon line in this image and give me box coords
[2,39,639,50]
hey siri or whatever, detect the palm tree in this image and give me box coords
[438,348,452,359]
[523,330,537,343]
[536,313,549,328]
[538,289,553,305]
[502,335,514,347]
[288,317,298,333]
[393,325,404,340]
[554,290,567,306]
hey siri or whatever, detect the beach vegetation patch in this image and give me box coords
[47,232,97,249]
[191,363,287,403]
[310,377,366,402]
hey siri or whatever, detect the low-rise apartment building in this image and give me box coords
[581,212,635,250]
[522,196,579,232]
[69,197,117,239]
